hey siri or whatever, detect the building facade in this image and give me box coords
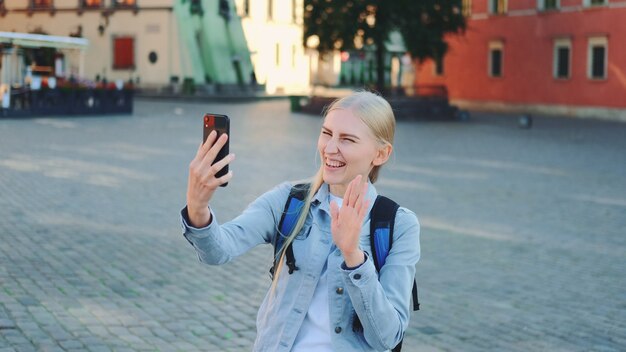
[233,0,310,93]
[0,0,312,93]
[414,0,626,119]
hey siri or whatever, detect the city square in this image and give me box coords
[0,99,624,351]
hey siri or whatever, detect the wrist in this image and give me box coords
[187,205,212,228]
[343,249,365,268]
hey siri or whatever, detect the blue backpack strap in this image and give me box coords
[269,183,309,279]
[369,195,399,271]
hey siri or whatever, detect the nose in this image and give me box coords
[324,137,339,154]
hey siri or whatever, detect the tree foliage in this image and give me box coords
[303,0,467,90]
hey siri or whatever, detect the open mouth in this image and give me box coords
[325,159,346,169]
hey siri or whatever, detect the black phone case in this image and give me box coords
[203,113,230,187]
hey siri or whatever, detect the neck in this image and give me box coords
[329,184,346,197]
[328,178,370,198]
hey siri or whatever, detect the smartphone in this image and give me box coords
[203,113,230,187]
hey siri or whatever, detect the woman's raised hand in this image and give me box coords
[186,131,235,227]
[330,175,370,268]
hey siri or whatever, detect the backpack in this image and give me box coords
[270,184,419,352]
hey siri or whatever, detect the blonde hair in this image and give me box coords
[271,91,396,290]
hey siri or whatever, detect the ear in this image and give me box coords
[372,143,392,166]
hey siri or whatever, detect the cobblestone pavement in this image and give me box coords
[0,99,625,352]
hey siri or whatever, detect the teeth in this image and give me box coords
[326,160,346,168]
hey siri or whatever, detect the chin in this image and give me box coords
[322,172,342,186]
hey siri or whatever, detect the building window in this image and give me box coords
[489,41,503,77]
[112,0,136,8]
[275,43,280,67]
[268,0,273,20]
[588,37,607,80]
[113,36,135,69]
[219,0,231,19]
[585,0,607,6]
[553,38,571,79]
[490,0,506,14]
[81,0,102,8]
[434,55,444,76]
[292,0,297,23]
[31,0,53,9]
[462,0,471,17]
[242,0,250,17]
[539,0,558,10]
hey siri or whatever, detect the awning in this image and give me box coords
[0,31,89,50]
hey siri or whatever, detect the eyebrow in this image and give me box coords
[322,126,361,140]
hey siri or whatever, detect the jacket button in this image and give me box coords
[353,274,361,280]
[335,326,342,334]
[336,287,344,294]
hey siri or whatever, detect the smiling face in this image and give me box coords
[318,108,390,197]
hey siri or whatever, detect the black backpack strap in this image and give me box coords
[370,195,420,311]
[392,340,403,352]
[353,195,419,351]
[269,183,309,279]
[354,195,399,333]
[412,280,420,311]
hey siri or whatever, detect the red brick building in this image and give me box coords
[415,0,626,120]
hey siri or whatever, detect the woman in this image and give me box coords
[182,91,420,352]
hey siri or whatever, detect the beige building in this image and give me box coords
[234,0,311,93]
[0,0,318,93]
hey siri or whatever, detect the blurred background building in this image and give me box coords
[414,0,626,119]
[0,0,318,94]
[1,0,624,119]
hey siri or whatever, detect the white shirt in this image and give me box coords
[291,194,343,351]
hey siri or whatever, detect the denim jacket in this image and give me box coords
[181,182,420,352]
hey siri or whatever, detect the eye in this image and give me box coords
[343,138,356,143]
[322,130,332,136]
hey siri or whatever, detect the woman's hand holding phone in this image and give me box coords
[186,130,235,228]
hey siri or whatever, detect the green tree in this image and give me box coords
[303,0,466,93]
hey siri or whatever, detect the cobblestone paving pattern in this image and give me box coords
[0,99,624,351]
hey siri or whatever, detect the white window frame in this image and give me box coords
[587,36,608,80]
[489,0,507,14]
[488,41,504,78]
[538,0,559,10]
[553,38,571,79]
[584,0,607,7]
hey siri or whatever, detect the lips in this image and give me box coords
[325,159,346,168]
